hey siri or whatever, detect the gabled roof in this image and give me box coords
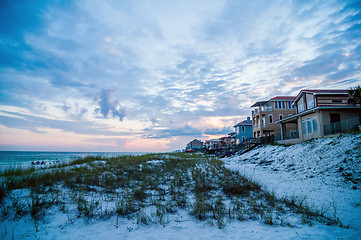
[293,89,349,104]
[234,120,252,127]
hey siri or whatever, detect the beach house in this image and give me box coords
[277,89,361,144]
[251,96,297,138]
[219,136,232,147]
[186,139,203,151]
[204,139,225,149]
[234,117,253,144]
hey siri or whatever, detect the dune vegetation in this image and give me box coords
[0,152,343,238]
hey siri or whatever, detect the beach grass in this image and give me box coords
[0,152,341,228]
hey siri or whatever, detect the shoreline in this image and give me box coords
[0,151,148,169]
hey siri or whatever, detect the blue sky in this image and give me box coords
[0,0,360,151]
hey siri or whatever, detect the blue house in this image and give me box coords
[234,117,253,144]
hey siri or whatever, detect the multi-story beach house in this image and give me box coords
[251,96,297,138]
[277,89,361,144]
[234,117,253,144]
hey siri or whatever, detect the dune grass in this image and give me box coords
[0,152,342,229]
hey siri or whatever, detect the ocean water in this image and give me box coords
[0,151,145,168]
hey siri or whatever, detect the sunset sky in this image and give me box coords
[0,0,360,152]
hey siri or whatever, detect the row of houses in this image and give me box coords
[186,88,361,151]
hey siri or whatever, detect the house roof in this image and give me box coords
[234,120,252,127]
[293,89,349,104]
[250,101,268,107]
[299,89,349,94]
[220,136,231,140]
[228,132,235,136]
[251,96,296,107]
[270,96,296,101]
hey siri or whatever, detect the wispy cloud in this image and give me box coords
[94,89,126,121]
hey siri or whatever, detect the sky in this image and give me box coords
[0,0,360,152]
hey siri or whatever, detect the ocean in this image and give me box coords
[0,151,145,168]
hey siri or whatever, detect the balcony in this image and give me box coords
[274,131,300,144]
[262,107,272,111]
[252,109,260,116]
[324,117,360,136]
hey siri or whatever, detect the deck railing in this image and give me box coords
[274,131,299,141]
[324,117,360,136]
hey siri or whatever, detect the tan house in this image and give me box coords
[251,96,297,138]
[186,139,203,150]
[278,89,361,144]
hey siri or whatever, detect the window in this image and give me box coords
[307,99,315,109]
[262,117,266,127]
[307,118,312,134]
[241,126,245,132]
[299,103,305,112]
[268,114,273,124]
[242,136,246,142]
[274,101,286,109]
[235,127,239,134]
[312,119,318,131]
[279,114,283,120]
[287,101,295,109]
[302,120,307,135]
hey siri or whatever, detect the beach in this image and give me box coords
[1,148,360,239]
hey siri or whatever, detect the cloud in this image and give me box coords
[144,124,203,139]
[0,111,130,136]
[0,0,49,69]
[94,89,126,121]
[59,102,71,113]
[204,127,233,135]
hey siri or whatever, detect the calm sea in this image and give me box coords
[0,151,146,168]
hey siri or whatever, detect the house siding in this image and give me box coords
[320,110,360,126]
[298,112,322,141]
[235,125,253,144]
